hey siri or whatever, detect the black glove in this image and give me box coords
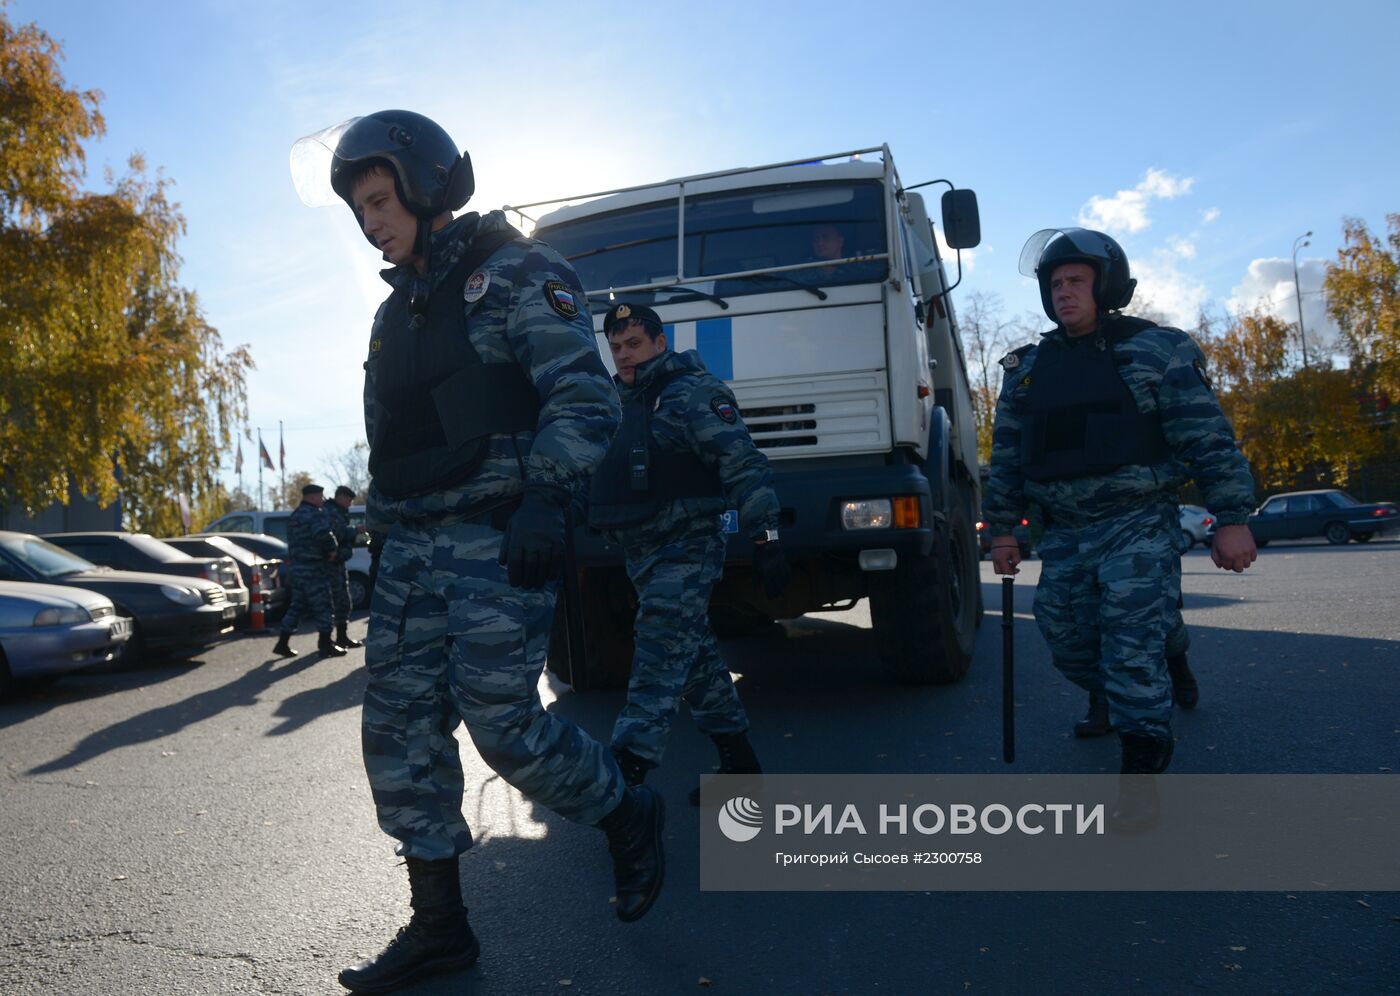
[752,539,790,599]
[497,485,570,589]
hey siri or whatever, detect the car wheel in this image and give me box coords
[1181,529,1195,551]
[0,648,11,698]
[1324,522,1351,545]
[1255,538,1269,547]
[347,572,371,611]
[1353,531,1373,543]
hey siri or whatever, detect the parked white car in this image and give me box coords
[1179,504,1215,549]
[0,581,133,694]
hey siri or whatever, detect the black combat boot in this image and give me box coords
[1167,653,1199,709]
[338,856,480,993]
[689,730,763,806]
[1110,732,1175,832]
[1073,692,1113,738]
[272,631,298,658]
[611,747,654,788]
[336,622,364,649]
[318,631,348,659]
[596,785,665,922]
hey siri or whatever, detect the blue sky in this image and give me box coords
[13,0,1400,498]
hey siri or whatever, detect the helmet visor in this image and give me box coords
[1017,227,1115,277]
[290,117,361,208]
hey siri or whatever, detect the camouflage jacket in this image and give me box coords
[363,211,620,527]
[324,502,356,564]
[601,348,780,546]
[984,315,1256,533]
[286,501,337,565]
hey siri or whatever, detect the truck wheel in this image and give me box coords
[868,506,978,684]
[547,566,636,690]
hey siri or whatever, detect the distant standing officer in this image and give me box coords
[292,110,660,994]
[984,228,1256,811]
[590,304,789,804]
[326,485,365,649]
[272,483,345,660]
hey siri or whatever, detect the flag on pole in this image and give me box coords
[235,441,244,474]
[259,439,275,471]
[279,429,286,471]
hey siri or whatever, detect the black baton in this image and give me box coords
[1001,576,1015,764]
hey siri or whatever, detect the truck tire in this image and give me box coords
[546,566,635,690]
[868,503,979,684]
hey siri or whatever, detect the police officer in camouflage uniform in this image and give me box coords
[272,483,346,660]
[589,304,790,804]
[325,485,364,649]
[984,228,1257,816]
[292,110,661,994]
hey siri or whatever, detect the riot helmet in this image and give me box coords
[1018,228,1136,323]
[291,111,474,240]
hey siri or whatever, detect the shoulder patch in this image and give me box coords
[543,279,579,319]
[463,270,490,303]
[710,396,739,424]
[999,344,1034,370]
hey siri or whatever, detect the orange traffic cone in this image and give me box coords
[249,567,265,632]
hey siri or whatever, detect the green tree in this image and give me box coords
[0,11,250,532]
[1325,214,1400,404]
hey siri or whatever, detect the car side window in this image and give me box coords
[0,556,25,580]
[1297,495,1323,513]
[223,516,254,533]
[263,516,290,541]
[1261,497,1288,514]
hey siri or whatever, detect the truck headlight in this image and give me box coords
[33,606,92,626]
[160,583,203,606]
[841,500,892,530]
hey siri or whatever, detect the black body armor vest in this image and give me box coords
[1020,319,1170,482]
[368,226,542,499]
[588,369,723,529]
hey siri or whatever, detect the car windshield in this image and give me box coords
[534,179,888,301]
[125,533,189,562]
[0,536,96,578]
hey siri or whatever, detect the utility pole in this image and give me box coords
[1292,231,1312,368]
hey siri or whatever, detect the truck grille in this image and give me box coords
[734,372,890,457]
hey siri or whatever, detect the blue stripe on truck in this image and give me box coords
[695,318,734,381]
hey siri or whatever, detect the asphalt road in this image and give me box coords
[2,539,1397,995]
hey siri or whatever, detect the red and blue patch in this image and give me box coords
[710,396,738,424]
[544,280,578,319]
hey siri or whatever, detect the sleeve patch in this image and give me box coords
[710,396,738,423]
[544,280,579,319]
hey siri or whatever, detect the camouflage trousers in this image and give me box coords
[611,518,748,765]
[330,562,351,627]
[362,518,624,860]
[1033,502,1179,738]
[281,562,334,635]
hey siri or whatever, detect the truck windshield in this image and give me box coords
[536,179,888,300]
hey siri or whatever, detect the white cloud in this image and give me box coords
[1201,207,1221,224]
[1131,240,1209,329]
[1226,257,1339,356]
[1078,168,1196,234]
[933,225,977,273]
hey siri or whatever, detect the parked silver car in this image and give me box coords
[1179,504,1216,550]
[0,581,133,694]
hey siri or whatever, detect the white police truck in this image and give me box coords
[518,147,983,687]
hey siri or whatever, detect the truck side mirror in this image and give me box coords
[941,189,981,249]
